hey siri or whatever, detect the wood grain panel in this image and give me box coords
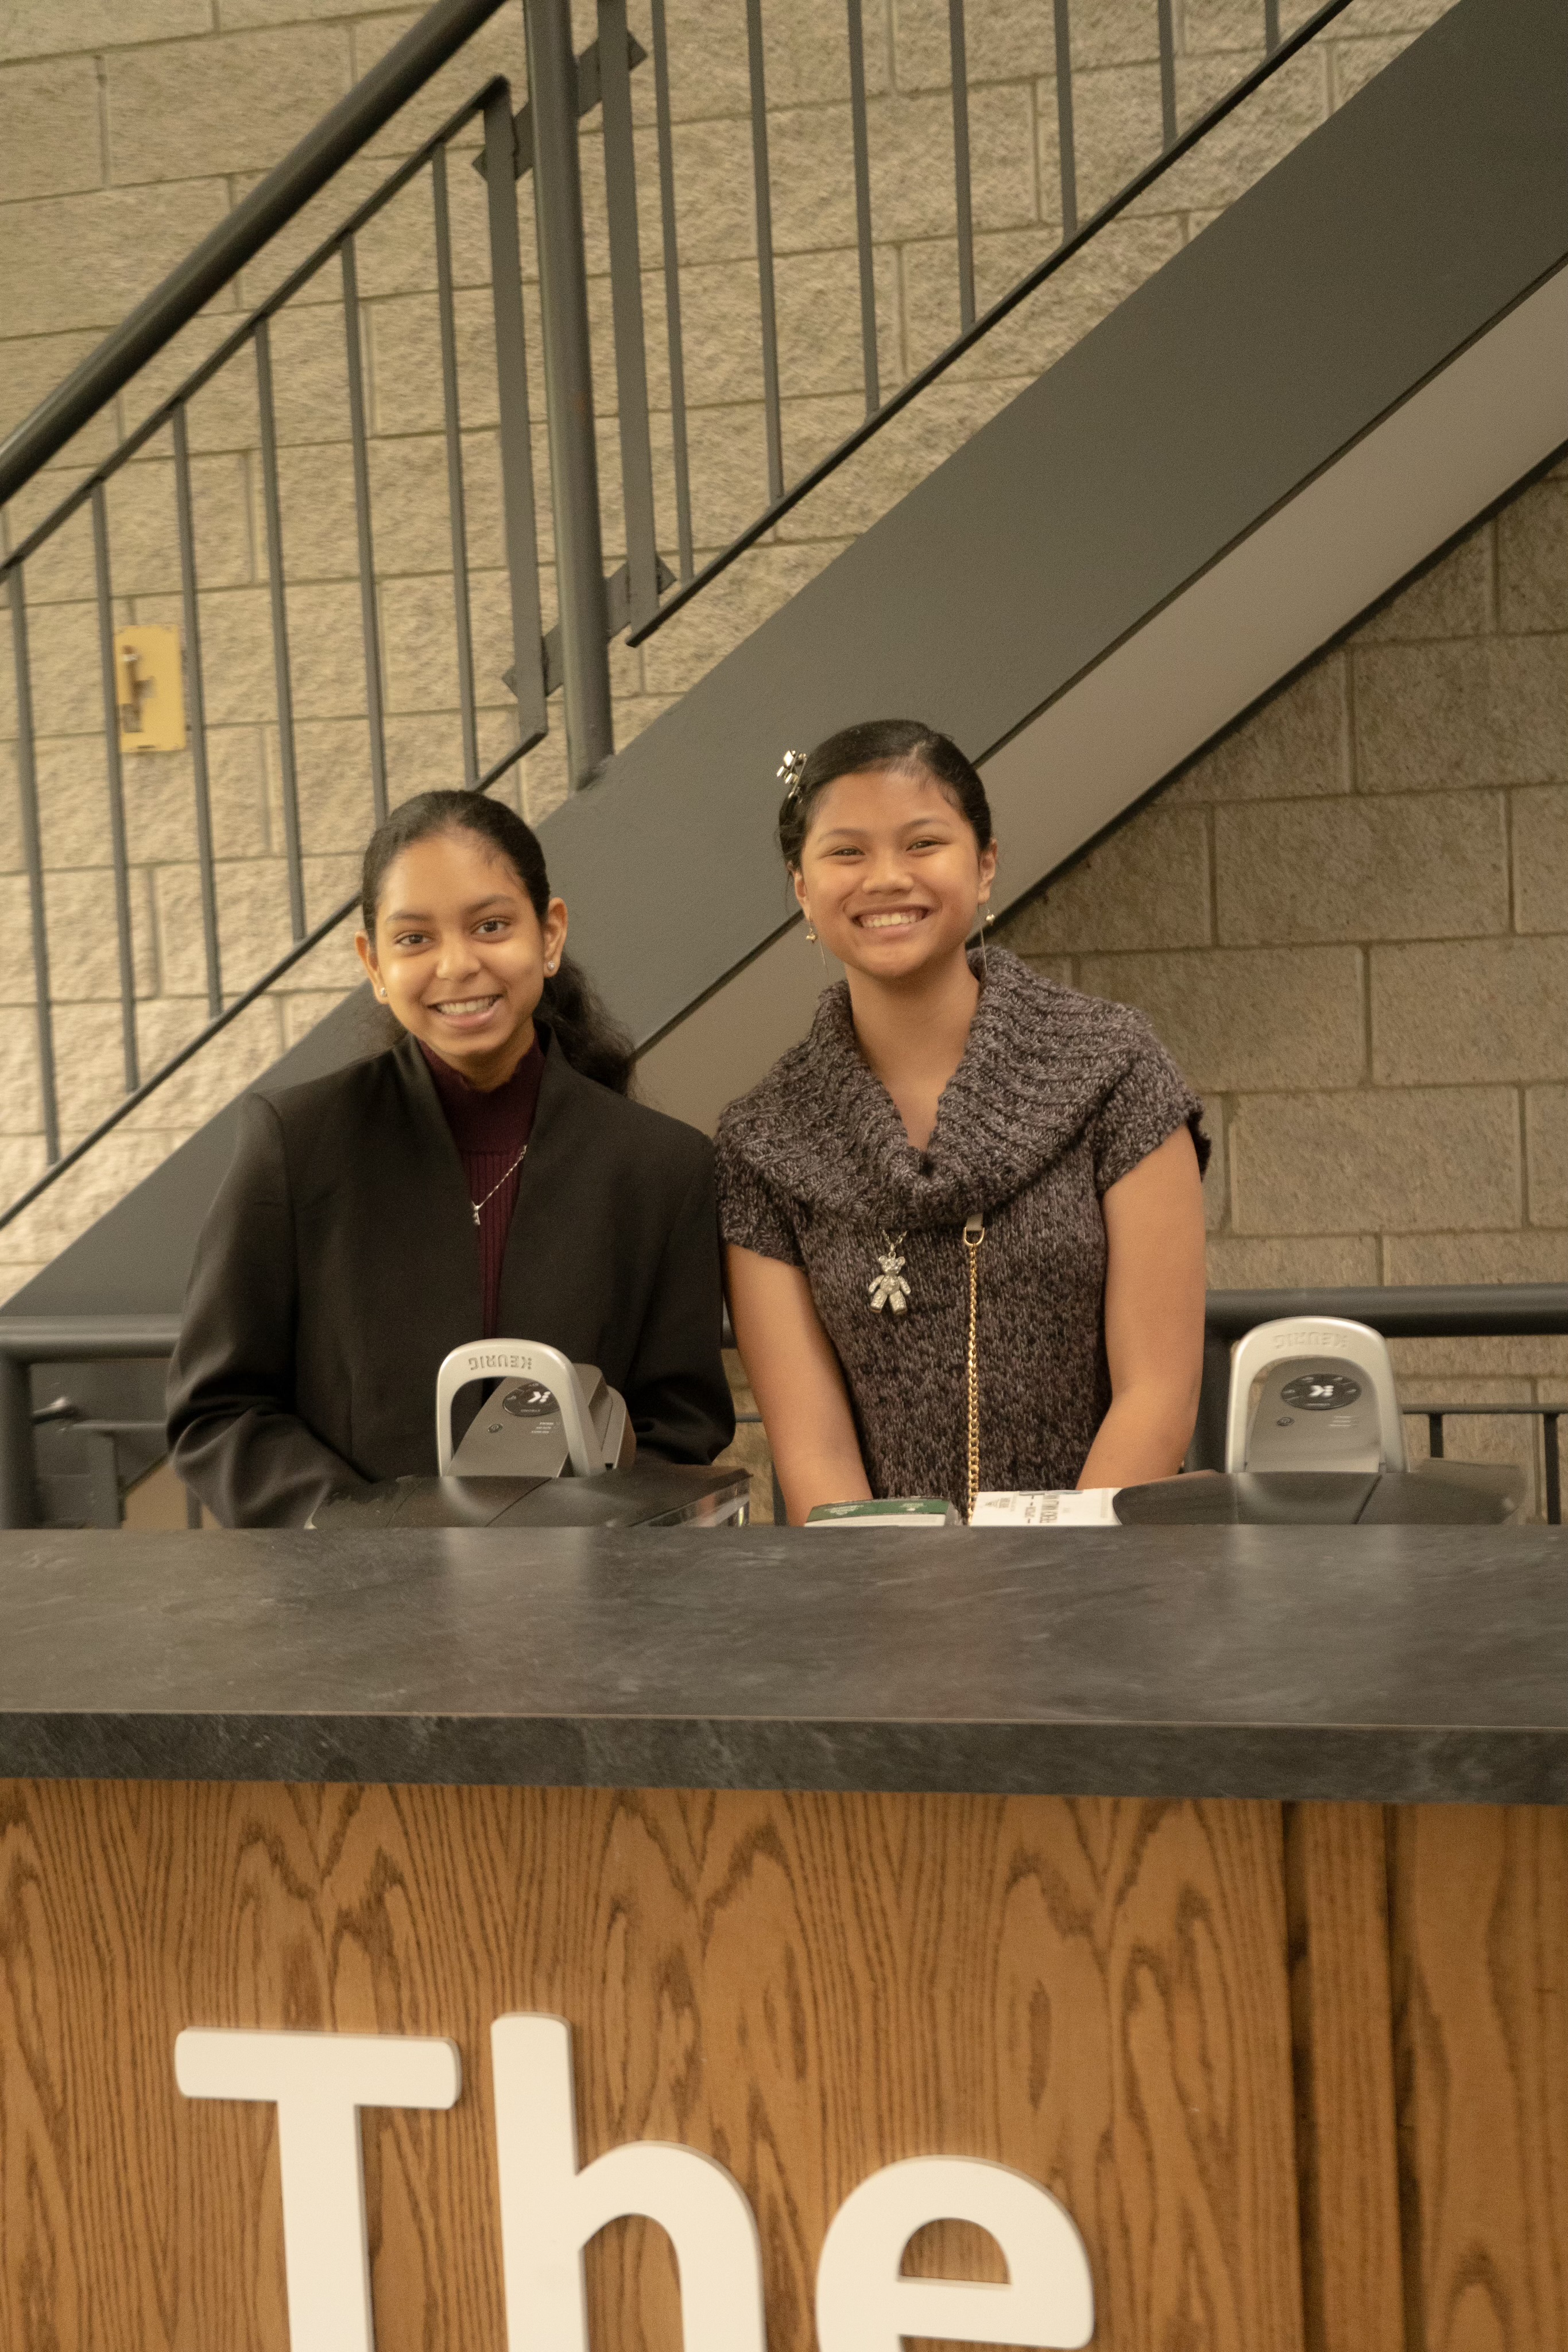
[0,1782,1305,2352]
[1389,1803,1568,2352]
[1284,1801,1403,2352]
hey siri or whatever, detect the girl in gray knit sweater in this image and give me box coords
[715,720,1209,1523]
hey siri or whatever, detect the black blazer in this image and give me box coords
[168,1031,734,1526]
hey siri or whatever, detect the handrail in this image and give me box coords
[0,0,512,508]
[0,1317,184,1358]
[1204,1285,1568,1339]
[0,75,505,586]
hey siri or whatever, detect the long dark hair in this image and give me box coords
[777,718,993,868]
[360,791,636,1094]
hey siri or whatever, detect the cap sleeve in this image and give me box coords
[715,1123,805,1267]
[1090,1027,1210,1195]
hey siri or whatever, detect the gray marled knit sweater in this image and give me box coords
[715,948,1207,1509]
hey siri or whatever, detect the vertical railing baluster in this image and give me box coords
[89,484,140,1094]
[599,0,661,633]
[482,83,549,753]
[1264,0,1281,53]
[948,0,975,331]
[650,0,695,583]
[7,564,60,1166]
[1545,1411,1562,1526]
[254,320,306,943]
[524,0,613,786]
[432,146,480,788]
[172,404,223,1016]
[744,0,784,504]
[342,236,389,826]
[1053,0,1078,238]
[1157,0,1178,149]
[1427,1412,1445,1460]
[846,0,880,415]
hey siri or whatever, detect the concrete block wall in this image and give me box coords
[0,0,1451,1297]
[998,459,1568,1514]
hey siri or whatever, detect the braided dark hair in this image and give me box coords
[360,790,636,1094]
[777,718,993,868]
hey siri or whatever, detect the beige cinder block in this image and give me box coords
[1370,937,1568,1086]
[1527,1088,1568,1229]
[0,2,212,65]
[1230,1087,1521,1235]
[1498,476,1568,633]
[1353,637,1568,792]
[106,27,353,188]
[1077,943,1366,1092]
[0,57,104,203]
[1214,794,1509,944]
[0,182,230,339]
[1512,786,1568,937]
[1004,805,1212,953]
[1167,657,1350,804]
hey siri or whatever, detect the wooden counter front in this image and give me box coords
[3,1778,1563,2351]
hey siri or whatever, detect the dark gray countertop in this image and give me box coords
[1,1525,1565,1804]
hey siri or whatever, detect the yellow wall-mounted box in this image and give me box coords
[114,624,186,753]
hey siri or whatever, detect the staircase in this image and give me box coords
[1,0,1564,1525]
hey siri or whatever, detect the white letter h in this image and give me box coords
[491,2014,767,2352]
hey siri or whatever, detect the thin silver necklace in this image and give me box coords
[470,1144,527,1226]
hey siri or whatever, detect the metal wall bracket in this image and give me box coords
[474,27,648,181]
[505,554,675,703]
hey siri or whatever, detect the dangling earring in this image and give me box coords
[977,900,994,980]
[803,916,827,969]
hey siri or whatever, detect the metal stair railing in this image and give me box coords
[0,0,1396,1243]
[2,61,548,1227]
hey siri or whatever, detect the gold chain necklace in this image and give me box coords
[470,1144,527,1227]
[963,1213,985,1522]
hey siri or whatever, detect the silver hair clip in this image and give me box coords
[777,747,807,804]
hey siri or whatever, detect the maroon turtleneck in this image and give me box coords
[420,1032,545,1337]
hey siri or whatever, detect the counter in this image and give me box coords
[1,1524,1563,2351]
[1,1522,1565,1802]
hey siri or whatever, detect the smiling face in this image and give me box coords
[354,827,568,1088]
[793,764,997,983]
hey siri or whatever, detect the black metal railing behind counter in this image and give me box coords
[3,1285,1566,1531]
[1405,1404,1562,1525]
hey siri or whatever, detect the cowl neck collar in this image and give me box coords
[744,948,1143,1225]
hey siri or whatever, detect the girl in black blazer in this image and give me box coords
[168,791,733,1526]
